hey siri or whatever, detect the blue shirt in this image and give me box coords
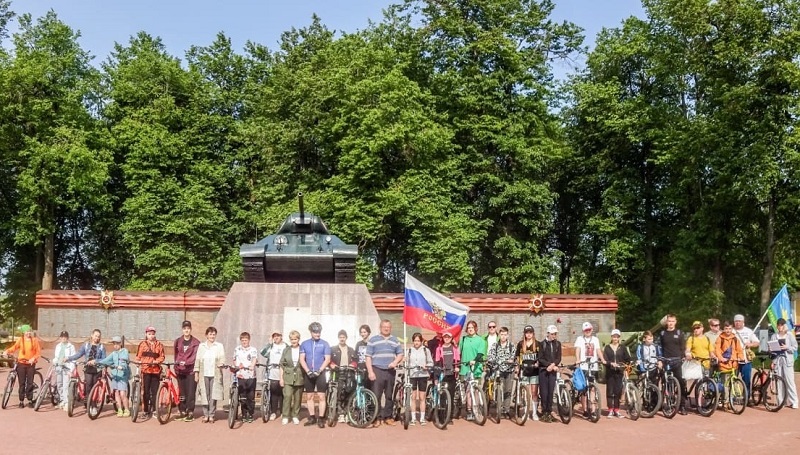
[366,335,403,369]
[96,348,131,382]
[300,338,331,372]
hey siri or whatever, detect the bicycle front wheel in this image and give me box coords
[749,370,764,406]
[347,389,378,429]
[471,385,487,425]
[513,384,530,426]
[432,388,451,430]
[326,385,339,427]
[130,381,141,422]
[587,384,601,423]
[403,386,411,430]
[66,379,77,417]
[424,383,435,422]
[661,376,680,419]
[156,383,174,424]
[639,382,661,418]
[261,383,271,423]
[694,378,717,417]
[87,381,105,420]
[34,379,50,411]
[491,379,503,424]
[557,386,572,424]
[2,372,15,409]
[764,375,787,412]
[228,386,239,428]
[624,382,640,421]
[728,376,747,414]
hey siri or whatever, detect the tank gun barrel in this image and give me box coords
[298,192,304,222]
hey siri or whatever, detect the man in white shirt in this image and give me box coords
[733,314,758,397]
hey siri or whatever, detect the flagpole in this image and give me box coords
[754,305,772,330]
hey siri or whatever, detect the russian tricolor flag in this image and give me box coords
[403,273,469,339]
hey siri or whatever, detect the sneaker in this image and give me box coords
[384,418,397,426]
[27,401,34,408]
[532,411,539,421]
[18,402,24,409]
[282,418,289,425]
[583,411,591,419]
[409,419,416,426]
[122,410,131,418]
[318,418,325,428]
[292,417,300,425]
[617,411,626,419]
[270,413,277,421]
[117,409,124,417]
[606,411,615,419]
[184,414,194,422]
[304,416,317,426]
[465,412,475,421]
[338,414,346,423]
[419,418,427,426]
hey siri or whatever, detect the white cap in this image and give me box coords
[582,322,593,331]
[547,325,558,334]
[611,329,621,337]
[733,314,745,322]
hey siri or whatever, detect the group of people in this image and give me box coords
[2,313,797,427]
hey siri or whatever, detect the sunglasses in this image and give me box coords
[710,324,719,327]
[488,325,496,329]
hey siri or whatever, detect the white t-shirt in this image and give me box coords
[291,347,300,365]
[735,326,757,362]
[267,344,286,381]
[485,334,498,353]
[233,346,258,379]
[574,335,601,371]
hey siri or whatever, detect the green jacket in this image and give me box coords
[280,346,304,386]
[459,335,487,377]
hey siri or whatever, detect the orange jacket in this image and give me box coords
[136,340,165,375]
[4,336,42,364]
[714,332,744,373]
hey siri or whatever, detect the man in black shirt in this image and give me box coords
[655,314,687,414]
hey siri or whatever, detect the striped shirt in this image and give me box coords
[366,334,403,369]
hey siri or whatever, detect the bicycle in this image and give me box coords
[66,361,87,417]
[87,366,121,420]
[635,364,662,418]
[325,366,341,427]
[571,360,601,423]
[553,364,573,424]
[713,363,747,414]
[620,362,641,421]
[391,364,425,429]
[684,357,718,417]
[424,366,452,430]
[507,366,531,425]
[128,360,143,422]
[1,355,44,409]
[346,366,379,428]
[749,355,786,412]
[452,359,488,425]
[656,356,683,419]
[155,362,180,424]
[220,364,254,429]
[257,362,278,423]
[33,357,61,411]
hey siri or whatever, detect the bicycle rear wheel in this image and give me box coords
[491,379,503,424]
[432,388,451,430]
[512,384,530,426]
[424,383,435,422]
[261,383,271,423]
[156,383,173,424]
[33,371,43,395]
[228,386,239,428]
[326,385,339,427]
[87,381,105,420]
[749,370,764,406]
[624,382,640,421]
[661,376,680,419]
[347,389,378,428]
[764,375,787,412]
[391,380,402,421]
[587,385,601,423]
[66,379,77,417]
[728,377,747,415]
[557,386,572,424]
[51,383,60,406]
[2,373,15,409]
[129,380,140,422]
[34,379,50,411]
[694,378,717,417]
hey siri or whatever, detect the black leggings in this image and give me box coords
[269,379,283,415]
[238,378,256,417]
[177,373,197,415]
[606,371,623,409]
[538,370,556,413]
[84,371,100,404]
[143,373,159,413]
[17,363,35,401]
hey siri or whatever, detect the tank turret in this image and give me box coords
[240,193,357,283]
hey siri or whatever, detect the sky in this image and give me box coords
[7,0,645,79]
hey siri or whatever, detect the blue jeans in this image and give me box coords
[738,362,752,397]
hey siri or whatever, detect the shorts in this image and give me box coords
[111,379,128,392]
[304,373,328,393]
[520,374,539,385]
[410,377,428,392]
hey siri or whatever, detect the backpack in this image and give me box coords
[572,367,587,392]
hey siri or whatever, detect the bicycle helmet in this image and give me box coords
[308,322,322,333]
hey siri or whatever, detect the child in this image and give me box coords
[53,331,76,411]
[434,332,460,424]
[136,327,165,420]
[233,331,258,423]
[97,336,131,417]
[636,331,661,381]
[3,324,42,407]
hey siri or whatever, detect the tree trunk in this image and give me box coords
[758,194,776,327]
[42,232,55,290]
